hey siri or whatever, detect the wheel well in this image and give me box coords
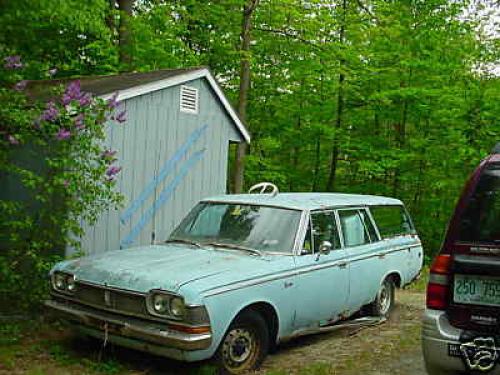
[386,272,402,288]
[238,302,279,346]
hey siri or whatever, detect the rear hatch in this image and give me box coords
[447,157,500,333]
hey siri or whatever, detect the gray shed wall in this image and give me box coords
[76,77,243,255]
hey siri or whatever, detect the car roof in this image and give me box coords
[202,193,403,210]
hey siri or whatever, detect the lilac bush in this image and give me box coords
[0,56,126,310]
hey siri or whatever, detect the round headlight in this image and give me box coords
[170,297,185,317]
[66,275,76,292]
[153,294,169,314]
[54,273,66,291]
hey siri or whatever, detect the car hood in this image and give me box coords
[54,244,285,296]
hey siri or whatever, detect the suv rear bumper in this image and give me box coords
[422,309,500,375]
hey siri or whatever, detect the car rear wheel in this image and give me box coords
[215,310,269,374]
[368,277,395,317]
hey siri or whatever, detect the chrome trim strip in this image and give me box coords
[346,243,421,264]
[203,243,422,297]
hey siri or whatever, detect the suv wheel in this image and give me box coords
[215,310,269,374]
[368,277,395,317]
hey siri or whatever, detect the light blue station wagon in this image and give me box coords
[47,188,423,374]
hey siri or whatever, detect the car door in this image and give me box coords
[293,210,349,328]
[337,208,382,313]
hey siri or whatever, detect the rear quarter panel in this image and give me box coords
[383,235,423,285]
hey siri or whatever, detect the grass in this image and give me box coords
[407,266,429,293]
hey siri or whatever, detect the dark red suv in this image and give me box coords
[423,143,500,375]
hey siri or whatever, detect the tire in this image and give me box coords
[214,310,269,374]
[367,277,395,318]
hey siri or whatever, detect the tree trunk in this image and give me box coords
[233,0,259,193]
[106,0,116,33]
[325,0,347,192]
[118,0,133,67]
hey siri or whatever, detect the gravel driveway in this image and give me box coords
[259,289,427,375]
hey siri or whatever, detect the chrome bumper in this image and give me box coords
[45,300,212,352]
[422,309,500,375]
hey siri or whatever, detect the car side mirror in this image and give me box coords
[319,240,332,255]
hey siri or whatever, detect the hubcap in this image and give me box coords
[222,328,256,368]
[378,282,392,315]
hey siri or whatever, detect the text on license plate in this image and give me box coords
[454,274,500,307]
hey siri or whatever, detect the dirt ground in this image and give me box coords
[0,290,427,375]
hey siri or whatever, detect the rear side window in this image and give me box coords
[458,163,500,244]
[338,210,372,247]
[370,205,415,239]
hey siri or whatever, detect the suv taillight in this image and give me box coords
[426,254,452,310]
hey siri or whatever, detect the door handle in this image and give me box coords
[338,262,348,269]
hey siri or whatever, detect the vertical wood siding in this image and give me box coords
[75,78,243,255]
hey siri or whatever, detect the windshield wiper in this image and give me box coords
[164,238,202,248]
[205,242,262,257]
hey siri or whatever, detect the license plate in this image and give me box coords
[454,274,500,307]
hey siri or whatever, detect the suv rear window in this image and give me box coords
[370,205,415,239]
[458,163,500,244]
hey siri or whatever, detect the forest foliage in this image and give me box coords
[1,0,499,278]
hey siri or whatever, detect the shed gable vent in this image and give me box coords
[180,85,199,114]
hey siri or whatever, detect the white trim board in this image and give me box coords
[100,68,250,144]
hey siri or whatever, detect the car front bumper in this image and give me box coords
[422,309,500,375]
[45,299,212,360]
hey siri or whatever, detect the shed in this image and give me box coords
[56,67,248,254]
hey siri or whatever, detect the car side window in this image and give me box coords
[302,221,312,254]
[370,205,415,239]
[359,209,379,242]
[310,211,342,253]
[338,209,372,247]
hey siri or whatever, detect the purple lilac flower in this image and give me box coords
[106,92,120,109]
[74,113,85,130]
[62,80,81,106]
[56,128,71,141]
[14,80,28,91]
[114,110,127,124]
[7,135,19,145]
[4,55,23,69]
[101,149,117,159]
[78,92,92,107]
[106,165,122,177]
[48,68,58,77]
[41,101,59,122]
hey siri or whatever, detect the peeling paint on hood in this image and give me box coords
[53,244,277,295]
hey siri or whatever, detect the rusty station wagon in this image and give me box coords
[46,185,423,373]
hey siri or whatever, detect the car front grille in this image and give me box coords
[73,282,148,318]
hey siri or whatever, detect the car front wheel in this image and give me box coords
[368,277,395,317]
[215,310,269,374]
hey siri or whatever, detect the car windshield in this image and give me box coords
[458,163,500,244]
[169,202,301,254]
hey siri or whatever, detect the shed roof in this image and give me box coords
[25,67,250,143]
[202,193,403,210]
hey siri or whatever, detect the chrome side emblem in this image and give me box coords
[104,290,112,307]
[460,337,499,372]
